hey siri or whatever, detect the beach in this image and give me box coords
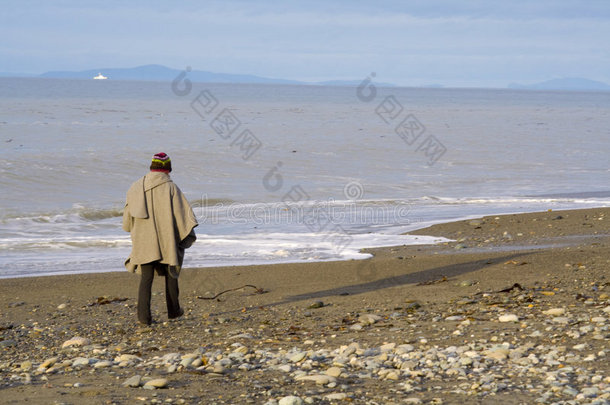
[1,207,609,404]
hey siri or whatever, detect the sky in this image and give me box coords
[1,0,609,87]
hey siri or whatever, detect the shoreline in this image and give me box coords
[1,207,609,404]
[2,203,608,281]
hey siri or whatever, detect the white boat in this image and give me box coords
[93,73,108,80]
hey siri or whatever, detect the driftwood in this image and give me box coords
[197,285,266,301]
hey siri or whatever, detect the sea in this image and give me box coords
[1,77,609,279]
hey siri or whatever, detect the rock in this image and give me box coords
[308,301,324,309]
[289,352,307,363]
[115,354,141,363]
[57,303,67,310]
[143,378,168,389]
[498,314,519,322]
[380,343,396,352]
[581,387,599,398]
[0,339,17,348]
[20,361,33,371]
[62,337,91,348]
[40,357,58,369]
[278,396,303,405]
[296,374,337,385]
[324,393,347,400]
[277,364,292,373]
[385,371,399,380]
[72,357,90,367]
[212,364,227,374]
[404,398,423,404]
[358,314,382,325]
[552,316,570,324]
[122,375,142,388]
[93,360,113,368]
[325,366,342,378]
[543,308,566,316]
[180,357,195,368]
[484,347,510,361]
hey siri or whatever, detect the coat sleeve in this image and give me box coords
[122,203,132,232]
[172,185,198,245]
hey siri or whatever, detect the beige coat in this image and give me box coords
[123,172,198,276]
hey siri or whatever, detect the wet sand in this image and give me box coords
[1,207,609,404]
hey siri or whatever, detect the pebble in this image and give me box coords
[61,337,91,348]
[20,360,33,371]
[72,357,90,367]
[295,374,336,385]
[93,360,113,369]
[289,352,307,363]
[325,366,342,377]
[324,393,347,400]
[358,314,382,325]
[0,339,17,348]
[122,375,142,388]
[498,314,519,322]
[543,308,566,316]
[278,396,303,405]
[143,378,168,389]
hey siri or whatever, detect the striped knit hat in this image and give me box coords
[150,152,172,173]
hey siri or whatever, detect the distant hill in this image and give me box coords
[38,64,304,85]
[508,77,610,91]
[317,79,395,87]
[33,64,397,87]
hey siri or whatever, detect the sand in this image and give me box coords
[0,207,608,404]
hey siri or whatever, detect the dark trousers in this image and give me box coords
[137,261,181,324]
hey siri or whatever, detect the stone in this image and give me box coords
[20,361,33,371]
[143,378,168,389]
[122,375,142,388]
[385,371,399,380]
[278,396,303,405]
[277,364,292,373]
[72,357,90,367]
[358,314,382,325]
[0,339,17,348]
[62,337,91,348]
[93,360,113,368]
[57,303,67,310]
[543,308,566,316]
[484,347,510,361]
[40,357,58,369]
[289,352,307,363]
[295,374,337,385]
[115,354,141,363]
[498,314,519,322]
[324,393,347,400]
[325,366,342,378]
